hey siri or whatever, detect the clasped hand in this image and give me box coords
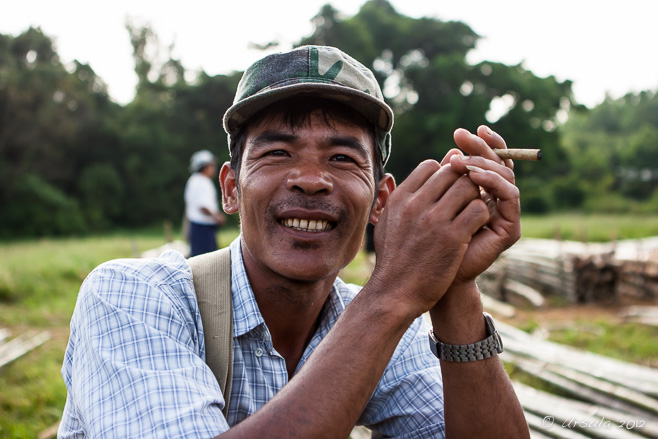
[370,126,521,317]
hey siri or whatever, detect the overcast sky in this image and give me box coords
[3,0,657,108]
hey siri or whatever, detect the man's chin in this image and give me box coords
[274,258,340,283]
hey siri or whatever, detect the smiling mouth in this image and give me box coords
[281,218,334,233]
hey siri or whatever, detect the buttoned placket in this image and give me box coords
[253,324,289,390]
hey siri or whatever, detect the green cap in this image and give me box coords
[223,45,394,164]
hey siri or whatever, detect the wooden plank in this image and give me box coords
[499,321,658,397]
[544,362,658,418]
[504,279,546,307]
[38,421,60,439]
[0,331,50,369]
[0,328,10,343]
[505,352,658,423]
[620,306,658,324]
[513,382,649,439]
[523,410,593,439]
[480,293,517,318]
[504,337,658,396]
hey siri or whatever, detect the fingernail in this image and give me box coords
[466,165,486,173]
[485,126,493,135]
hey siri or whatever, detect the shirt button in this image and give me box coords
[255,348,264,357]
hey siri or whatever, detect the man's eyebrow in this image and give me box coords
[250,131,297,147]
[326,134,370,157]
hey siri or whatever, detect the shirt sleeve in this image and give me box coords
[59,250,229,438]
[359,316,446,439]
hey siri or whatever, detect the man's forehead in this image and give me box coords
[247,109,356,131]
[245,111,376,153]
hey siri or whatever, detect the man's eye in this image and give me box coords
[331,154,356,163]
[265,150,289,157]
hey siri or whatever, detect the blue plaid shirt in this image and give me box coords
[60,238,445,438]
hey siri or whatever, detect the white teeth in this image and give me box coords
[282,218,331,232]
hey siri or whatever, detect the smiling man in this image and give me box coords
[59,45,530,438]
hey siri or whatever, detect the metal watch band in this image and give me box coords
[428,312,504,362]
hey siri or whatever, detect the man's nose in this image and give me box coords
[286,161,334,195]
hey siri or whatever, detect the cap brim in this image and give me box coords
[223,82,393,136]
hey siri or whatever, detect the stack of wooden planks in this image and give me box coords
[478,237,658,306]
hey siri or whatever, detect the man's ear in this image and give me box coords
[219,162,239,214]
[369,173,396,225]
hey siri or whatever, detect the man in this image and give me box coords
[185,150,227,256]
[59,45,529,438]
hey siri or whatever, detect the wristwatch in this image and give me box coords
[428,312,504,362]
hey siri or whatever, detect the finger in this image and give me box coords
[428,174,481,220]
[451,198,491,237]
[440,148,463,166]
[463,165,521,230]
[477,125,514,169]
[396,159,442,194]
[413,163,463,207]
[453,127,508,168]
[476,125,506,149]
[463,165,519,202]
[449,154,516,184]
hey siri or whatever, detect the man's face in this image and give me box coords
[226,110,384,282]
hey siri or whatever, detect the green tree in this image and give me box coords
[617,124,658,200]
[79,163,124,229]
[561,90,658,211]
[0,27,120,236]
[3,174,86,236]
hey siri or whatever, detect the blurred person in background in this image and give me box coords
[184,150,227,256]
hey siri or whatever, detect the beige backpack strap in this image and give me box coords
[188,247,233,417]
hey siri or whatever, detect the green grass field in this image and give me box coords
[521,212,658,242]
[1,214,657,437]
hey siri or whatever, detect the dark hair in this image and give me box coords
[229,96,385,187]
